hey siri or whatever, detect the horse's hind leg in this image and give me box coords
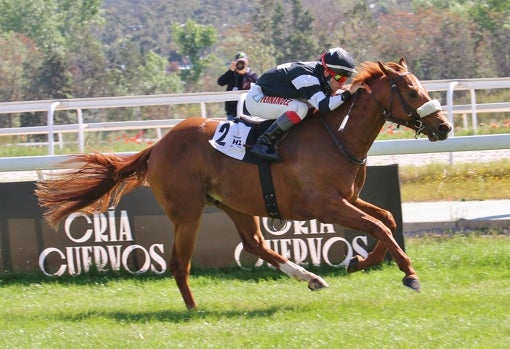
[220,204,329,291]
[149,177,205,310]
[347,241,387,273]
[169,220,202,310]
[347,199,395,273]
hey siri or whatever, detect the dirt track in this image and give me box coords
[369,149,509,166]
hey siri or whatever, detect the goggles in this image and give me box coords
[331,75,348,84]
[325,69,348,84]
[321,56,350,83]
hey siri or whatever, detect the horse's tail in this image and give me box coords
[35,146,154,229]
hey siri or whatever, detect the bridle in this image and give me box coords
[370,72,442,137]
[320,71,443,166]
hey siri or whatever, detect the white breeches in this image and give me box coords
[245,84,309,120]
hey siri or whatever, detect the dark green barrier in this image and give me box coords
[0,165,403,275]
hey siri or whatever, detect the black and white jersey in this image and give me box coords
[256,61,343,114]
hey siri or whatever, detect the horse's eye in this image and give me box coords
[409,90,418,98]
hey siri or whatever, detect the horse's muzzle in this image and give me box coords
[430,122,452,141]
[425,115,452,141]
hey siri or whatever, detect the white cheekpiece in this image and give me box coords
[416,99,442,118]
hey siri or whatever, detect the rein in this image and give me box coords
[320,92,366,166]
[320,69,443,165]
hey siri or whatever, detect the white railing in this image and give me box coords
[1,77,510,171]
[1,134,510,172]
[0,91,243,154]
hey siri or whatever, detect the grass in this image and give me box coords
[0,234,509,348]
[399,159,510,202]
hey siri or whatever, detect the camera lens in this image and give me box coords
[236,62,245,70]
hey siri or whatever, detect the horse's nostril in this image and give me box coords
[440,123,452,133]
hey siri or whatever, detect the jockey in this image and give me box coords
[245,47,365,161]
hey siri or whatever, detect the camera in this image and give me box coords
[236,61,246,70]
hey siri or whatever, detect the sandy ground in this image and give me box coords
[368,149,510,166]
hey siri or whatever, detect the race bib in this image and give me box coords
[209,120,251,160]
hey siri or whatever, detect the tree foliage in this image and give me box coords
[0,0,507,108]
[171,20,217,89]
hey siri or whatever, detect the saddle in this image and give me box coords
[208,115,281,219]
[208,115,274,164]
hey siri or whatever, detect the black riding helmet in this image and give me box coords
[320,47,357,79]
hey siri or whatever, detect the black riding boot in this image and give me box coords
[250,112,295,161]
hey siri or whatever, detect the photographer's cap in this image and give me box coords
[235,51,248,62]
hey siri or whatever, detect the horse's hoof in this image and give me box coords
[308,277,329,291]
[402,276,421,292]
[347,256,360,273]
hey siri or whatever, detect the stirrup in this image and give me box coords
[250,144,279,161]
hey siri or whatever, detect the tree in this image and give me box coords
[0,33,42,103]
[21,53,73,141]
[252,0,319,64]
[0,0,64,53]
[0,0,107,100]
[171,19,217,90]
[335,1,382,62]
[412,0,509,76]
[0,33,42,129]
[373,9,482,79]
[135,51,184,95]
[467,0,510,76]
[0,0,102,53]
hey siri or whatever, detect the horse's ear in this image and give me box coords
[378,61,396,77]
[399,57,408,70]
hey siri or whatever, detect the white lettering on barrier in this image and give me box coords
[39,243,167,276]
[65,210,133,243]
[39,210,371,275]
[39,210,166,276]
[234,218,370,268]
[262,219,336,236]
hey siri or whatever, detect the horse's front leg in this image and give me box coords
[347,198,395,273]
[318,197,420,291]
[221,205,329,291]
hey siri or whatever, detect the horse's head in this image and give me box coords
[355,58,452,141]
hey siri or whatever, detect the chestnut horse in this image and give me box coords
[36,58,451,309]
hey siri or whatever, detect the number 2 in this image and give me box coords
[215,123,230,146]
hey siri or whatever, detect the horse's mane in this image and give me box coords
[353,61,406,84]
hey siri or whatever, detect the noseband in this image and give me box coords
[374,72,442,137]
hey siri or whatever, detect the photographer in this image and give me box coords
[217,52,258,120]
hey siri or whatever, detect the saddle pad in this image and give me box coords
[209,118,273,162]
[209,119,253,160]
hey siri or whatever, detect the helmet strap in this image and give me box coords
[323,72,333,95]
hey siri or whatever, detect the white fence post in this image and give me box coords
[47,102,60,156]
[470,89,478,134]
[446,81,458,137]
[77,108,85,152]
[446,82,458,165]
